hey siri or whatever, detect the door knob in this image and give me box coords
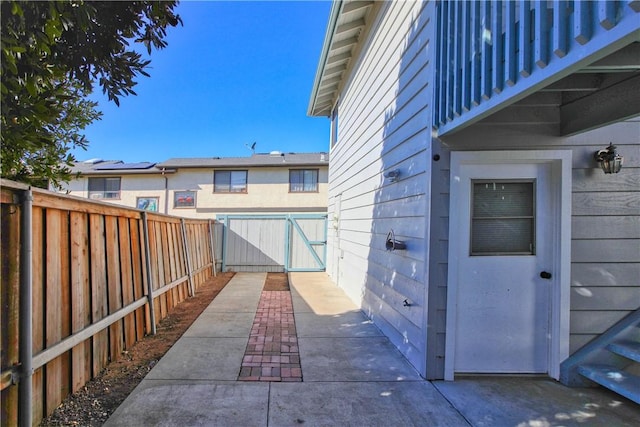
[540,271,552,279]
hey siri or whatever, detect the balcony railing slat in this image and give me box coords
[598,0,616,30]
[481,0,492,100]
[519,0,532,77]
[574,0,592,45]
[534,1,549,68]
[471,0,481,106]
[552,0,568,58]
[461,0,471,112]
[446,0,455,121]
[492,0,504,93]
[453,0,463,116]
[438,0,448,124]
[504,1,517,86]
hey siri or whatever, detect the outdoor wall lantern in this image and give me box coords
[384,169,401,182]
[594,143,623,174]
[385,229,406,251]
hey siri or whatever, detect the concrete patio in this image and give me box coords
[105,272,640,426]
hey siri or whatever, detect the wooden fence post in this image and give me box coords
[141,212,157,335]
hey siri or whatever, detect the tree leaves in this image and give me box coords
[1,0,182,187]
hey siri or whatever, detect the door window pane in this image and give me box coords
[471,181,535,255]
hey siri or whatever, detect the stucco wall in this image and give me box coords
[56,166,328,218]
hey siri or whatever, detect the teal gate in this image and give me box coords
[219,214,327,272]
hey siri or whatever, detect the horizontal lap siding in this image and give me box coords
[570,127,640,353]
[442,113,640,364]
[329,0,433,374]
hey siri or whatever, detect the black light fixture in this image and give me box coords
[594,143,623,174]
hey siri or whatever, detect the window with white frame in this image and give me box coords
[214,170,247,193]
[88,177,121,199]
[470,180,536,256]
[330,105,339,148]
[290,169,319,192]
[174,190,196,208]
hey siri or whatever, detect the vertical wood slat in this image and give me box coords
[182,219,195,297]
[31,207,44,423]
[492,0,504,93]
[480,0,492,99]
[70,212,90,393]
[598,0,616,29]
[45,209,64,414]
[129,218,146,340]
[0,204,20,426]
[470,0,481,106]
[553,0,567,57]
[117,217,136,349]
[171,223,183,303]
[504,0,517,86]
[152,221,165,319]
[160,223,171,311]
[105,216,123,364]
[574,0,592,45]
[519,0,532,77]
[534,0,549,68]
[90,214,108,377]
[167,223,175,303]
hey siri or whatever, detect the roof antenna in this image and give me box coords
[245,142,257,154]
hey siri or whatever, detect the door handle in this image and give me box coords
[540,271,552,280]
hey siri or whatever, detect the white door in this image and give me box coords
[452,162,553,374]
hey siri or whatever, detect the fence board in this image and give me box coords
[32,207,45,423]
[118,217,136,349]
[70,212,91,393]
[105,216,124,362]
[89,214,109,377]
[0,203,20,425]
[45,209,65,414]
[1,182,216,425]
[129,218,146,340]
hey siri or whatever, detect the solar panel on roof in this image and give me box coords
[94,162,156,170]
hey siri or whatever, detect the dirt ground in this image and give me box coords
[263,272,289,291]
[40,272,235,427]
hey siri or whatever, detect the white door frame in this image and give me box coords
[444,150,572,380]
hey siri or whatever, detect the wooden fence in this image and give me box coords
[0,180,217,426]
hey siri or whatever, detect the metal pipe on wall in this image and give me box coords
[19,188,33,427]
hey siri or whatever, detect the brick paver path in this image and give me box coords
[238,290,302,381]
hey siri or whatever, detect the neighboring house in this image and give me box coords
[57,152,329,218]
[308,0,639,401]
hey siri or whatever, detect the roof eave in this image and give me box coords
[307,0,344,117]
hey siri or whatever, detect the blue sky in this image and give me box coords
[72,1,332,163]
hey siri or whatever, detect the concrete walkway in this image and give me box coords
[105,272,640,426]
